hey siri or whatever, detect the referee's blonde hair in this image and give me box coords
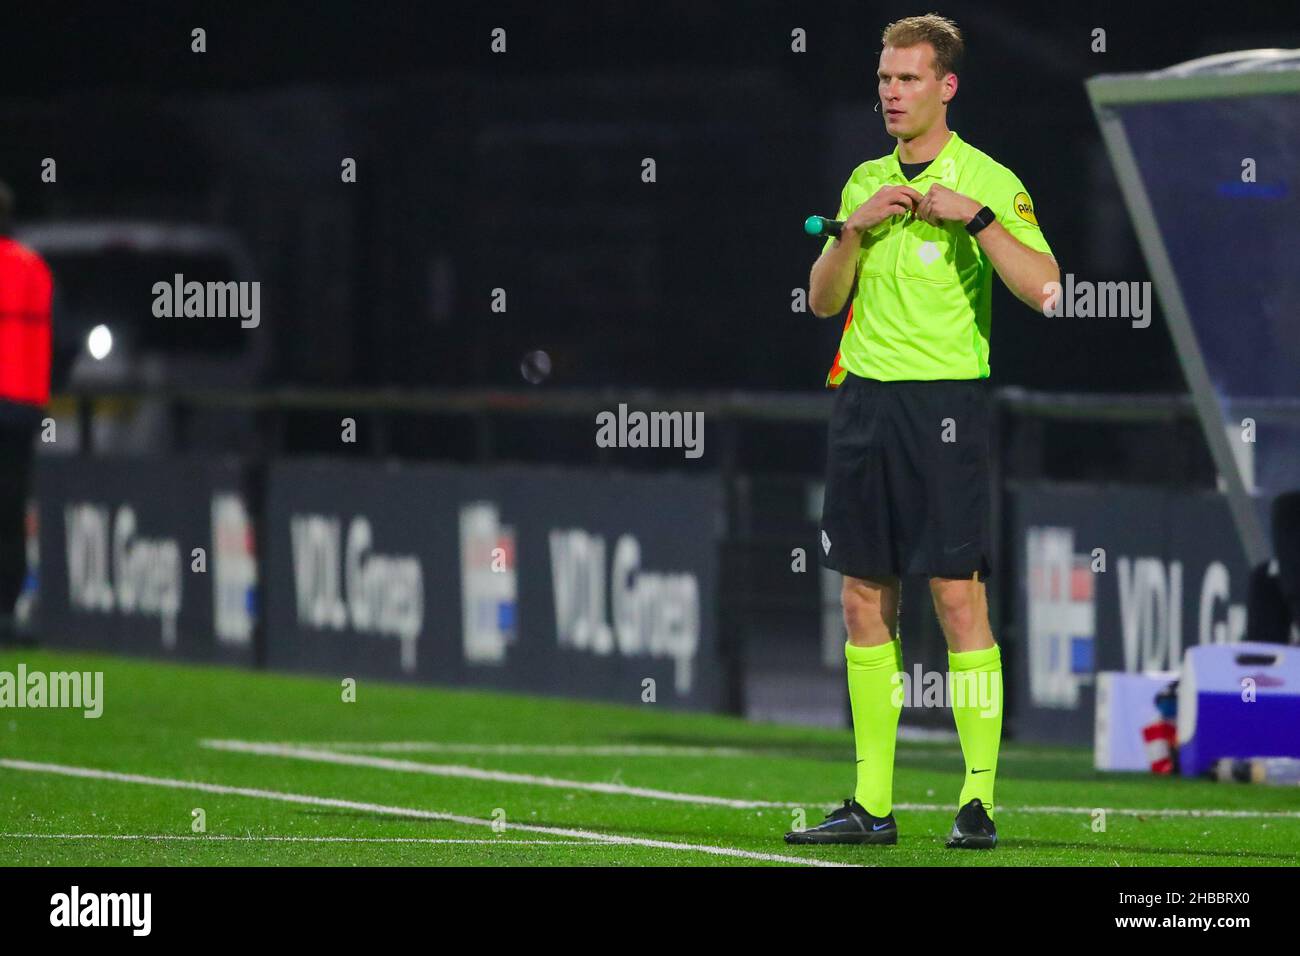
[881,13,964,78]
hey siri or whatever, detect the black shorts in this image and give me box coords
[819,373,992,580]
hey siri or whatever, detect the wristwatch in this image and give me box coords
[965,205,996,235]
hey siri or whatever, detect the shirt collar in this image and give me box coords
[886,129,963,182]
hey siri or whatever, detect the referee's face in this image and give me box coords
[877,43,951,141]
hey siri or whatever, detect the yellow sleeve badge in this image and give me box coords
[1013,191,1038,225]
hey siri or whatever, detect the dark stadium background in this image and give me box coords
[3,1,1298,729]
[4,4,1300,890]
[2,0,1293,402]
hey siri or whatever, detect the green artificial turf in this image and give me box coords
[1,648,1297,867]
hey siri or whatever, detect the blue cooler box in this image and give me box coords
[1177,642,1300,777]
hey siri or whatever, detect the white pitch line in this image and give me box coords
[0,759,854,868]
[259,742,754,758]
[200,739,792,808]
[0,833,592,846]
[894,802,1300,820]
[894,749,1085,761]
[203,739,1300,821]
[239,739,1082,761]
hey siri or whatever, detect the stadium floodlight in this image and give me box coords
[87,324,113,361]
[1087,50,1300,567]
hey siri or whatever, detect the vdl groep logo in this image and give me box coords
[548,528,700,694]
[289,513,423,672]
[63,502,182,648]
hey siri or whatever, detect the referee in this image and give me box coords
[786,15,1058,849]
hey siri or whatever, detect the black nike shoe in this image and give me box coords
[945,797,998,849]
[785,799,898,845]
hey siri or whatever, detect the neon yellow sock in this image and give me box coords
[846,638,903,817]
[948,644,1004,816]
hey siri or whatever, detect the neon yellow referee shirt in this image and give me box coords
[822,130,1053,385]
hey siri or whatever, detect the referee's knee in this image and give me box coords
[841,576,898,646]
[929,578,986,646]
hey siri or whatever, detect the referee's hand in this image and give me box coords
[914,183,982,226]
[842,185,924,240]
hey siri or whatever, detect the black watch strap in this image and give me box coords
[966,205,996,235]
